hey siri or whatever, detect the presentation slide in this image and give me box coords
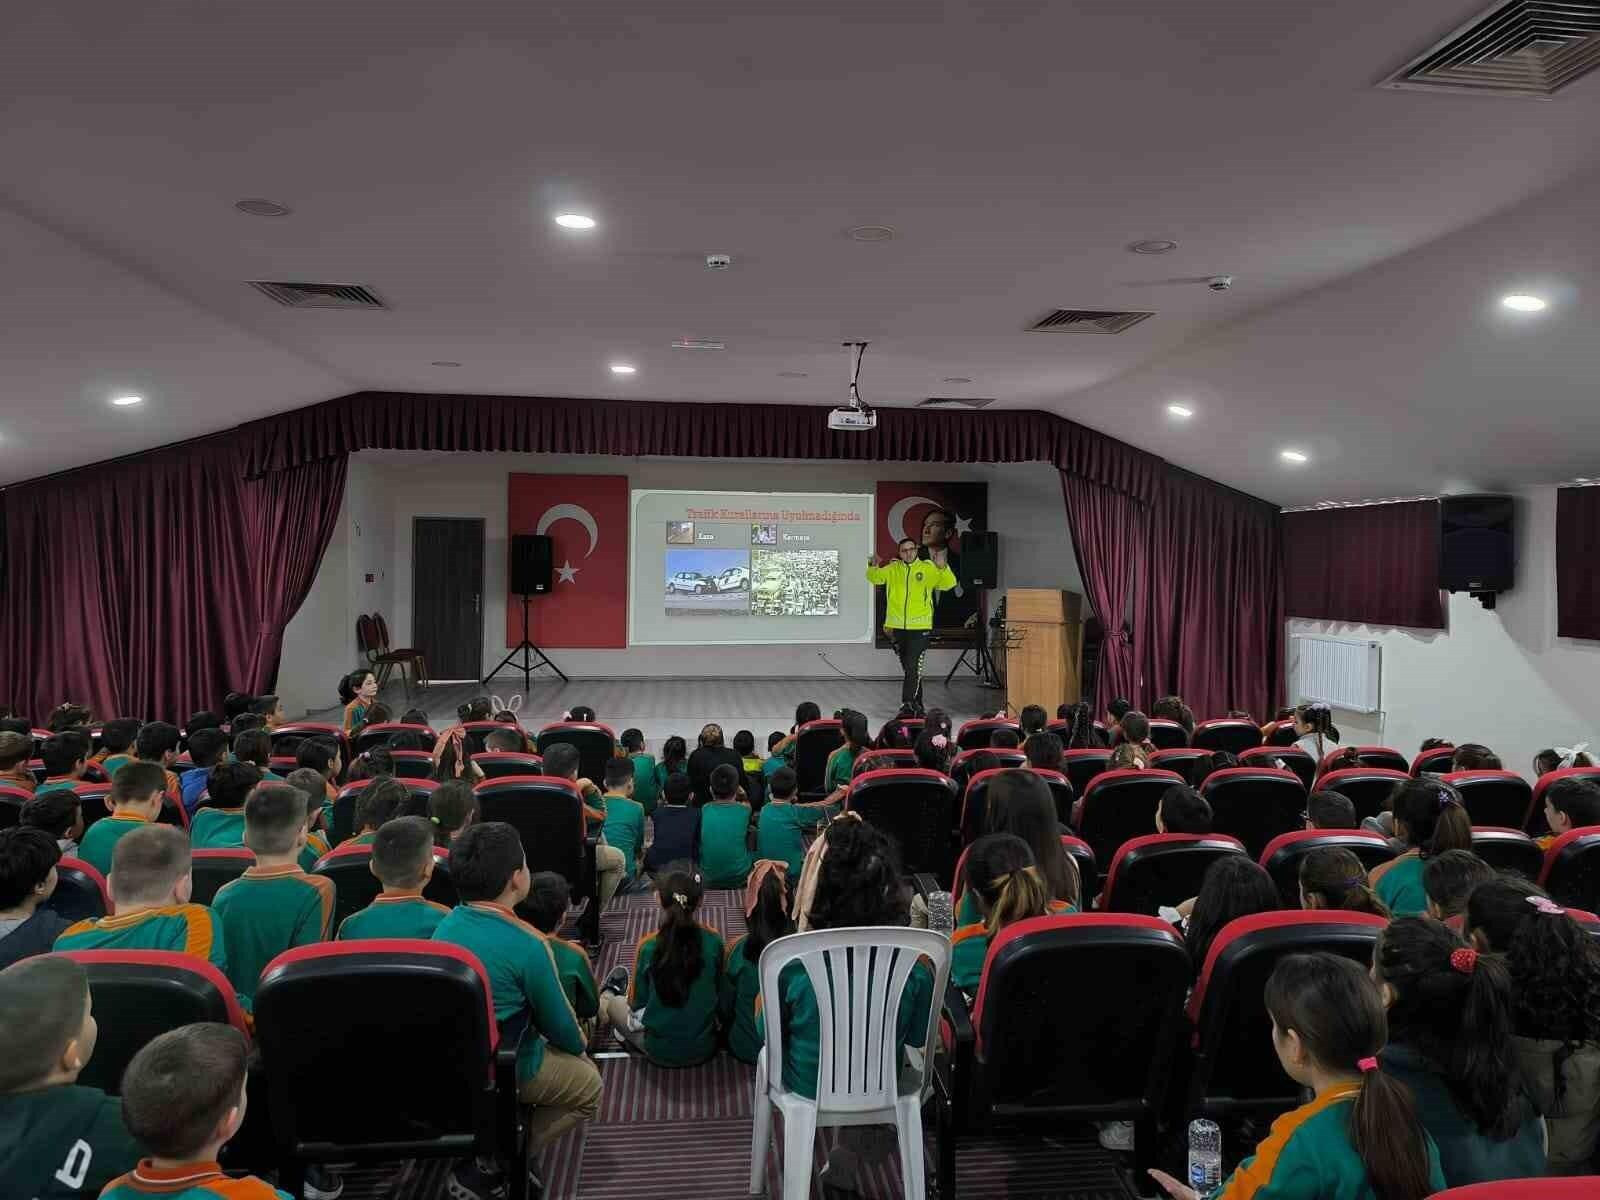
[629,490,875,645]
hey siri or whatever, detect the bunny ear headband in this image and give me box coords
[489,694,524,718]
[1555,742,1590,769]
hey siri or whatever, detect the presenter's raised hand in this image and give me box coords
[929,545,949,568]
[869,554,883,569]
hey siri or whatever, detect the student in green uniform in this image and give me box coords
[1148,953,1445,1200]
[76,762,166,875]
[295,737,344,833]
[760,731,788,782]
[94,719,142,779]
[282,768,334,869]
[599,759,646,889]
[187,762,263,851]
[54,826,228,981]
[654,735,689,796]
[721,860,791,1064]
[1371,918,1546,1186]
[543,743,624,909]
[131,723,183,810]
[431,821,599,1173]
[0,828,71,967]
[101,1023,298,1200]
[0,955,141,1199]
[336,816,449,941]
[950,834,1074,993]
[601,863,725,1066]
[821,710,870,800]
[1419,849,1494,926]
[619,728,659,815]
[426,778,479,848]
[345,776,410,847]
[210,784,336,1012]
[698,764,753,888]
[755,766,836,880]
[35,732,90,798]
[956,770,1081,927]
[1368,779,1472,917]
[523,871,598,1042]
[231,729,280,784]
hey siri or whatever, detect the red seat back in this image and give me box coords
[313,842,456,927]
[1060,748,1112,797]
[1100,833,1247,915]
[352,721,438,756]
[1239,746,1314,789]
[1149,748,1214,785]
[1411,745,1457,776]
[1317,745,1408,777]
[1539,826,1600,911]
[1256,829,1396,905]
[473,776,592,905]
[1146,719,1190,750]
[1261,720,1299,747]
[1314,768,1409,822]
[47,856,111,922]
[1200,767,1307,859]
[846,768,959,882]
[329,777,438,844]
[1469,827,1544,878]
[1078,769,1185,866]
[191,848,256,905]
[535,722,619,786]
[1192,720,1263,756]
[1442,770,1535,831]
[955,718,1021,752]
[792,719,844,798]
[473,751,545,780]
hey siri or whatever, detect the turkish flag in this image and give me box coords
[507,474,629,648]
[873,481,989,640]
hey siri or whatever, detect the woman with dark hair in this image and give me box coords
[687,723,745,806]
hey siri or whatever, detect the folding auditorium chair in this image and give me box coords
[46,857,111,922]
[1150,747,1214,786]
[1257,830,1396,906]
[0,781,27,828]
[313,842,458,929]
[255,940,505,1198]
[351,720,437,756]
[1429,1180,1595,1199]
[270,721,348,761]
[1260,719,1299,747]
[957,767,1074,848]
[1099,833,1247,916]
[1200,766,1307,859]
[474,750,545,780]
[876,714,924,749]
[1530,767,1600,836]
[386,749,436,779]
[955,717,1020,751]
[1313,767,1409,822]
[535,719,619,786]
[191,848,255,905]
[949,747,1026,796]
[72,781,115,830]
[846,768,959,883]
[475,775,600,944]
[57,950,250,1093]
[1146,719,1190,750]
[938,914,1189,1181]
[27,758,47,786]
[1239,745,1315,790]
[948,836,1097,914]
[792,718,844,799]
[461,720,514,757]
[857,748,919,771]
[327,776,438,844]
[1444,770,1536,831]
[268,754,300,780]
[1315,745,1409,779]
[1469,828,1545,878]
[1192,718,1262,756]
[1184,911,1387,1123]
[1411,745,1457,776]
[1060,748,1112,798]
[1044,718,1108,742]
[1033,768,1075,828]
[1539,828,1600,912]
[356,611,429,698]
[1076,768,1186,867]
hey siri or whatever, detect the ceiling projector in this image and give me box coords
[831,341,878,432]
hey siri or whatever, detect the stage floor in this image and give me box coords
[309,675,1002,743]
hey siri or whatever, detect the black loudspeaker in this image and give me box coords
[961,530,1000,589]
[510,534,553,596]
[1440,494,1514,599]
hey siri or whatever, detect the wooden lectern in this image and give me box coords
[1005,589,1084,714]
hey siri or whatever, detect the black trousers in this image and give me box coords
[890,629,932,706]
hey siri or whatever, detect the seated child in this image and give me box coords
[522,872,598,1040]
[822,710,870,799]
[336,816,449,941]
[600,863,725,1066]
[733,729,762,779]
[94,718,143,775]
[0,827,71,969]
[1420,849,1495,927]
[178,729,227,814]
[54,826,227,978]
[542,743,623,906]
[210,784,336,1011]
[721,861,791,1064]
[345,747,394,783]
[0,955,141,1198]
[231,729,279,783]
[1307,789,1359,831]
[1018,704,1048,739]
[101,1023,291,1200]
[1115,710,1158,758]
[1108,742,1150,771]
[1297,848,1390,917]
[427,779,480,847]
[1451,743,1502,772]
[698,764,753,889]
[0,730,37,793]
[249,694,286,730]
[951,833,1071,992]
[1535,745,1597,776]
[21,789,85,858]
[599,759,646,891]
[990,727,1022,750]
[1023,731,1064,773]
[644,773,700,874]
[187,763,263,851]
[77,763,167,874]
[619,728,659,816]
[1539,777,1600,849]
[760,732,788,782]
[1155,785,1213,834]
[483,727,527,755]
[1368,779,1473,917]
[755,766,835,880]
[294,737,342,807]
[132,724,183,808]
[346,776,410,846]
[280,768,332,868]
[35,732,90,797]
[432,822,600,1158]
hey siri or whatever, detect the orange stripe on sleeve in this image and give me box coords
[1217,1086,1357,1200]
[184,908,215,960]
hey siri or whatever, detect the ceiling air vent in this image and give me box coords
[1381,1,1600,98]
[917,396,997,409]
[248,281,388,309]
[1027,309,1154,335]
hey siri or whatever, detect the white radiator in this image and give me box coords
[1288,635,1382,714]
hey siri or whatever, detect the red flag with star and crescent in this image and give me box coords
[507,474,629,648]
[872,480,989,641]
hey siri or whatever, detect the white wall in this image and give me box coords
[305,451,1081,684]
[1287,485,1600,780]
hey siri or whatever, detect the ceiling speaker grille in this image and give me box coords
[1027,309,1154,334]
[916,396,997,409]
[1382,1,1600,97]
[249,281,388,309]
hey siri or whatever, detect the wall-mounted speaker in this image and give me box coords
[1440,494,1514,605]
[961,530,1000,589]
[510,534,553,595]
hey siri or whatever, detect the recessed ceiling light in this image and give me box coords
[1501,293,1547,312]
[846,224,896,242]
[609,362,636,375]
[1280,448,1309,464]
[777,371,809,379]
[234,198,292,217]
[430,361,462,367]
[1129,239,1178,254]
[112,394,144,407]
[555,213,597,230]
[942,376,973,385]
[1166,403,1194,419]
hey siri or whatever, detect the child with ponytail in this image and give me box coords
[1372,917,1545,1185]
[1366,778,1472,916]
[951,834,1070,991]
[721,860,793,1064]
[1291,701,1340,762]
[1149,953,1444,1200]
[338,670,379,738]
[1467,877,1600,1173]
[600,864,724,1066]
[1298,848,1390,917]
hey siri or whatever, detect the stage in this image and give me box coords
[309,675,1000,744]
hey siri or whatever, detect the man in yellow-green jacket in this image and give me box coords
[866,537,957,712]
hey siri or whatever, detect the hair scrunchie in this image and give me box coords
[1357,1056,1379,1073]
[1450,947,1478,974]
[930,734,948,749]
[1526,894,1567,916]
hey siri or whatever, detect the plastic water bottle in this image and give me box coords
[1188,1118,1222,1192]
[926,891,955,937]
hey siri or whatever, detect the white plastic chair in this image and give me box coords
[747,926,951,1200]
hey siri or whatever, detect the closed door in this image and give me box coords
[413,518,485,680]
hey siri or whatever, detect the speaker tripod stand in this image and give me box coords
[483,593,568,690]
[944,592,1004,689]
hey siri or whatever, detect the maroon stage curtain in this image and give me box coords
[1557,485,1600,640]
[1060,471,1146,713]
[1140,470,1284,723]
[1282,500,1444,630]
